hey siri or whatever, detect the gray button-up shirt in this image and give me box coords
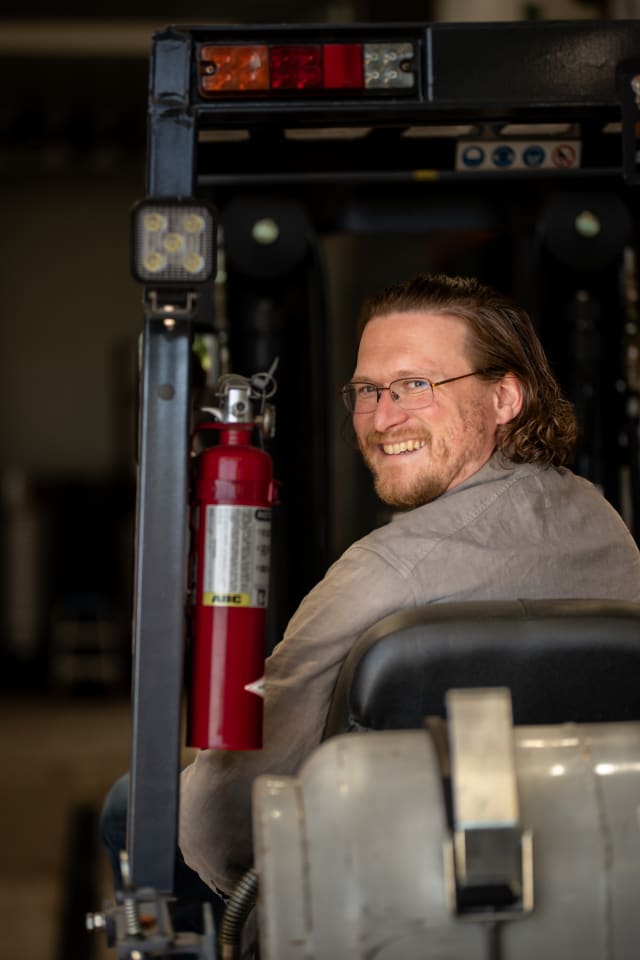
[179,455,640,895]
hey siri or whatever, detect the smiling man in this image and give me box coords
[105,273,640,911]
[350,308,521,508]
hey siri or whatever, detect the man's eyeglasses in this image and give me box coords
[341,370,485,414]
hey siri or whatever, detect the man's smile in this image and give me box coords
[380,439,427,456]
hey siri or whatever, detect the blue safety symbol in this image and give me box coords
[461,145,485,167]
[492,145,515,168]
[523,144,545,167]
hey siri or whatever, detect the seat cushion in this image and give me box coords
[323,599,640,737]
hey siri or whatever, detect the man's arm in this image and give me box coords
[178,540,414,895]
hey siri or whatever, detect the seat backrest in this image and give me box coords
[323,599,640,738]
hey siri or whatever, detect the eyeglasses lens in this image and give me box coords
[342,379,433,413]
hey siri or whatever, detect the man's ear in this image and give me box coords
[494,373,523,425]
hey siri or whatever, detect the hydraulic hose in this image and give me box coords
[218,867,259,959]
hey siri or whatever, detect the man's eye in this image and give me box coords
[404,378,430,391]
[356,383,377,396]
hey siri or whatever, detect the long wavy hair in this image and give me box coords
[359,273,577,466]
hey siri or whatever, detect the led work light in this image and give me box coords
[131,200,216,286]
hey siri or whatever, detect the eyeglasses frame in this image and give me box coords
[341,369,488,414]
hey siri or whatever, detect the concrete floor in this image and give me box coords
[0,693,131,960]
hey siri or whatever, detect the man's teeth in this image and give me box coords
[381,439,426,455]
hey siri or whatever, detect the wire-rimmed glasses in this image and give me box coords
[341,370,485,414]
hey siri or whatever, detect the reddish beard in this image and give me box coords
[357,429,451,509]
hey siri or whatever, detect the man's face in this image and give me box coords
[352,310,507,509]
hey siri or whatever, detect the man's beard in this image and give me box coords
[358,430,451,510]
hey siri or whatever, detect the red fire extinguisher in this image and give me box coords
[187,371,278,750]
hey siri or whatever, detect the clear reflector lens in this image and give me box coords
[133,202,215,284]
[364,43,416,90]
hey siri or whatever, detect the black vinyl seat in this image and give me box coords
[323,599,640,738]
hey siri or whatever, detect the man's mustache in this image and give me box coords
[361,429,433,449]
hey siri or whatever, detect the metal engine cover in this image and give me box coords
[253,722,640,959]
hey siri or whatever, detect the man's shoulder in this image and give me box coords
[365,457,544,538]
[431,457,601,520]
[349,457,606,566]
[346,457,525,564]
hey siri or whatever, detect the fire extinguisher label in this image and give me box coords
[202,505,271,608]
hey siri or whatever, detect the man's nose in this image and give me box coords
[372,389,408,431]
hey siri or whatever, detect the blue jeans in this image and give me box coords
[99,773,225,932]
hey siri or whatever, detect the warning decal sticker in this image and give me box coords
[456,139,581,172]
[202,505,271,608]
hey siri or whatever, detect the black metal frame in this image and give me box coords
[127,18,640,893]
[127,34,197,892]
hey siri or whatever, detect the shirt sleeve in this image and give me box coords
[179,540,414,895]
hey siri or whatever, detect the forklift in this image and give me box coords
[88,18,640,959]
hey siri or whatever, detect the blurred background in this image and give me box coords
[0,1,638,958]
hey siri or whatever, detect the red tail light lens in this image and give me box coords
[323,44,363,89]
[270,45,322,90]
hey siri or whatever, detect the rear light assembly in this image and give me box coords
[198,41,417,97]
